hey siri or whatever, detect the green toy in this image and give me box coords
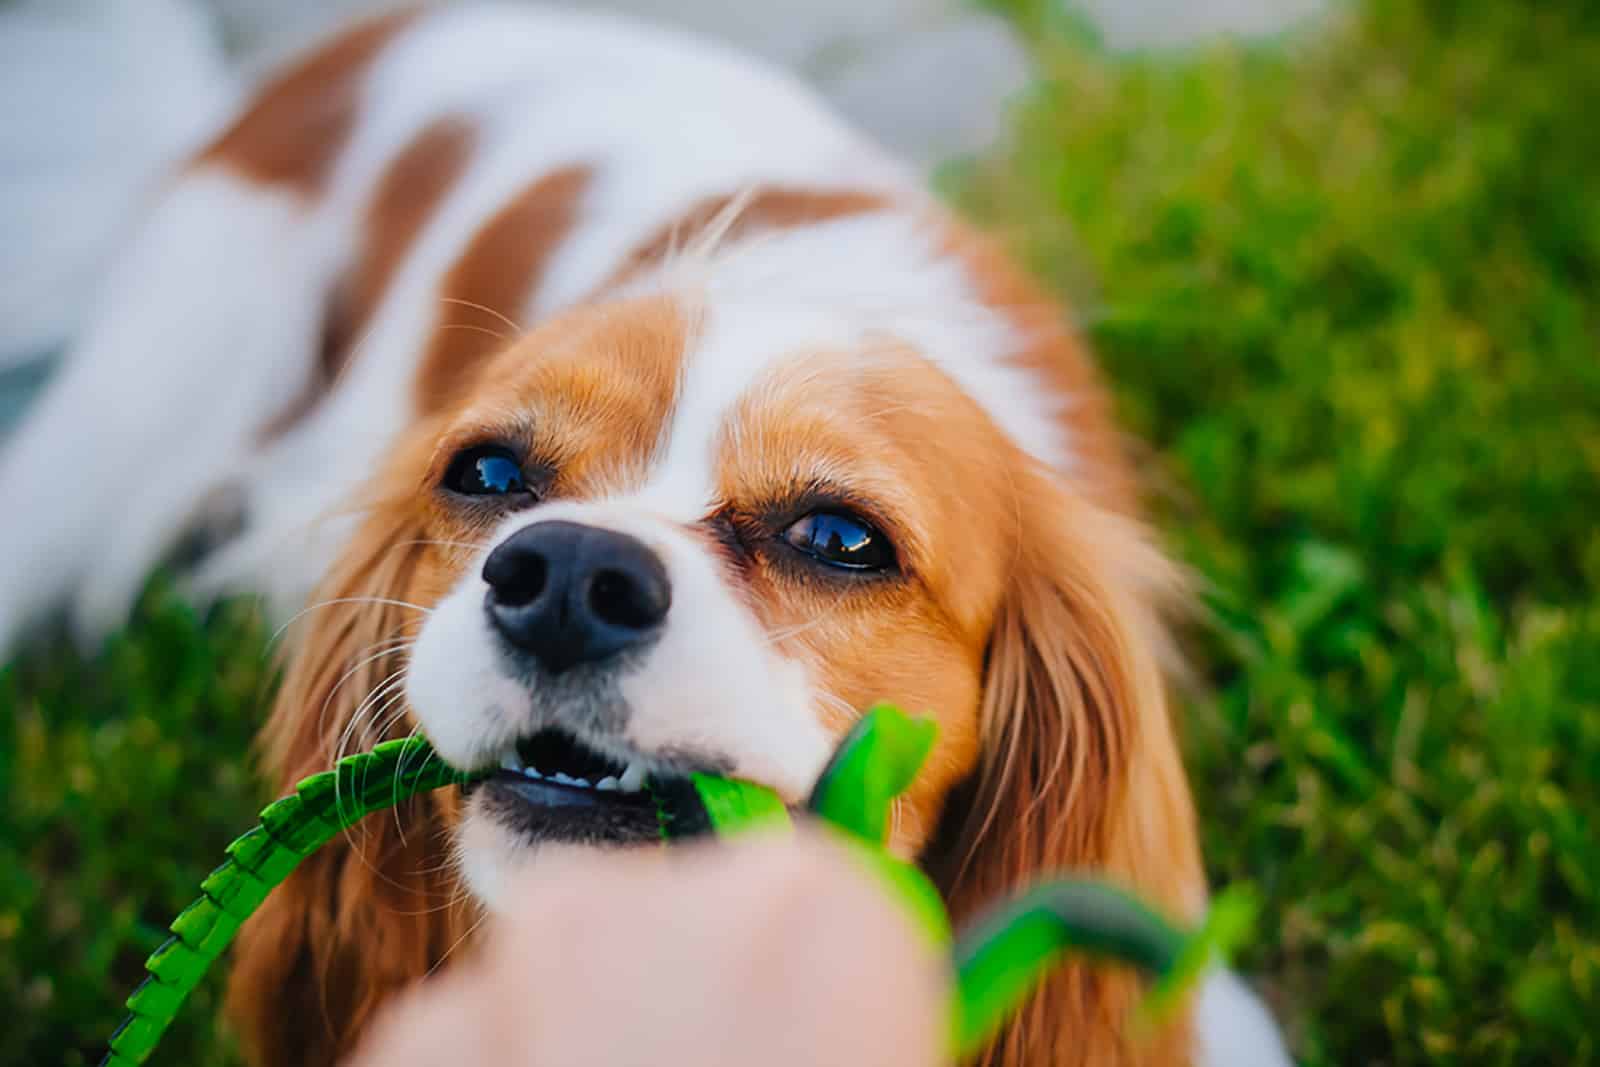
[103,706,1247,1065]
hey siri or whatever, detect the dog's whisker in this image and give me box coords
[333,668,410,821]
[434,323,514,342]
[763,576,865,647]
[813,688,860,734]
[367,695,414,745]
[764,617,834,646]
[338,665,408,748]
[391,720,428,843]
[383,894,480,917]
[271,596,433,645]
[396,538,496,553]
[316,636,417,743]
[426,911,490,978]
[406,857,470,876]
[331,811,454,900]
[438,296,522,336]
[349,678,411,759]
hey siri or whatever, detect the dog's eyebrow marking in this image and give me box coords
[416,165,593,413]
[260,115,478,441]
[192,9,418,195]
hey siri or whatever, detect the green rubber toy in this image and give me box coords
[103,705,1244,1065]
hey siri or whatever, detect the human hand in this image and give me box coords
[344,830,950,1067]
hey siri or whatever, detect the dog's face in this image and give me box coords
[394,293,1030,905]
[238,228,1206,1067]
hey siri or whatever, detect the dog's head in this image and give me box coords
[229,218,1204,1067]
[407,290,1017,881]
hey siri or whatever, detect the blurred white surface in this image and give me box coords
[0,0,233,370]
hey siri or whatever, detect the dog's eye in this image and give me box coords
[782,511,894,571]
[443,445,528,496]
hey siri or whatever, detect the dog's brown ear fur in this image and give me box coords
[226,507,471,1067]
[924,469,1206,1067]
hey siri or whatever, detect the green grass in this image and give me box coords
[964,1,1600,1062]
[4,1,1598,1064]
[1,593,271,1066]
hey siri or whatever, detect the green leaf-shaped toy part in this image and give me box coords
[688,705,950,946]
[805,703,937,843]
[688,772,792,835]
[691,706,953,948]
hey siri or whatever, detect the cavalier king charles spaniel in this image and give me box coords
[0,6,1288,1066]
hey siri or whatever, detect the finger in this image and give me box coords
[488,831,950,1067]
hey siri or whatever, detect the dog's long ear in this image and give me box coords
[924,472,1206,1067]
[226,509,471,1067]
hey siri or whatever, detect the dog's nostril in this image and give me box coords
[588,568,662,630]
[490,553,546,608]
[483,541,548,608]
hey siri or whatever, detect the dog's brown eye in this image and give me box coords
[782,511,894,571]
[444,445,529,497]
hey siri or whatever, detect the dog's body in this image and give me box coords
[0,6,1289,1066]
[3,5,925,644]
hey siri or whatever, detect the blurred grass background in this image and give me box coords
[4,0,1598,1063]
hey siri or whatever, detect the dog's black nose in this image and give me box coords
[482,521,671,674]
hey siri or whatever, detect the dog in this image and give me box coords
[0,5,1289,1065]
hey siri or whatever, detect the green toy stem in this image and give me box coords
[102,737,483,1067]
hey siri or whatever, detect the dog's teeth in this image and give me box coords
[596,776,619,791]
[618,763,645,793]
[523,766,543,779]
[571,777,591,788]
[550,772,572,785]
